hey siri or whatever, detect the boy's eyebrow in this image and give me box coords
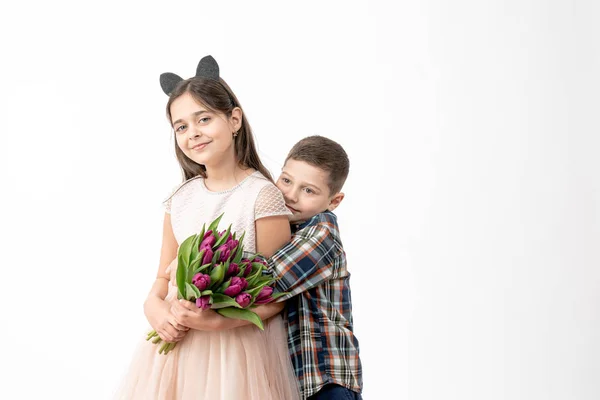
[172,110,208,126]
[281,171,324,192]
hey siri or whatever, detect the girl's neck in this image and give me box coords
[204,159,256,192]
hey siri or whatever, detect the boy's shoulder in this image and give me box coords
[294,211,341,238]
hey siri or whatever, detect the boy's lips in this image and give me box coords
[286,204,300,213]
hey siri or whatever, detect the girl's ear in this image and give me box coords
[327,192,345,211]
[230,107,243,132]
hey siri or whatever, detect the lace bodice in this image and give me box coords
[165,171,291,252]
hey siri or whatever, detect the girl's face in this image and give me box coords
[170,92,241,168]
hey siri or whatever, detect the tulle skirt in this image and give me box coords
[114,294,299,399]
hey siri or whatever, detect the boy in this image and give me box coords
[269,135,363,400]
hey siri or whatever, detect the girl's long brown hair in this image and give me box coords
[166,77,273,183]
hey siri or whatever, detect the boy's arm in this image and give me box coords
[268,221,341,300]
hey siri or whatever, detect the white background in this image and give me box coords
[1,0,599,399]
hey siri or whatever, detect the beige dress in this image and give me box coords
[114,171,300,400]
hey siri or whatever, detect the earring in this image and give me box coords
[233,131,238,137]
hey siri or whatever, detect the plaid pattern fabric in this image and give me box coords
[268,211,362,399]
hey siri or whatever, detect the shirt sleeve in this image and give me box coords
[163,196,172,214]
[254,184,292,220]
[268,222,341,300]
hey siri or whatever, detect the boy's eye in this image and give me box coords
[304,188,314,194]
[281,178,291,184]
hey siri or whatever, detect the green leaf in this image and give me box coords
[194,263,211,275]
[198,224,206,245]
[190,232,203,260]
[214,224,232,248]
[207,213,225,233]
[189,249,205,281]
[188,253,203,274]
[211,293,243,309]
[216,278,232,293]
[246,282,272,298]
[200,290,213,296]
[232,232,246,263]
[212,250,222,264]
[271,292,288,301]
[185,282,201,300]
[209,263,226,289]
[246,264,264,286]
[178,234,197,265]
[176,259,187,300]
[216,307,264,330]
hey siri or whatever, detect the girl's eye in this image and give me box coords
[175,125,187,133]
[282,178,291,184]
[304,188,314,194]
[198,117,210,124]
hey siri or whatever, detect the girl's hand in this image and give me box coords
[145,296,189,342]
[170,299,221,331]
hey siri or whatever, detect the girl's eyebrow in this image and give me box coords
[172,110,208,126]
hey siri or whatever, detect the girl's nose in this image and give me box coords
[189,123,202,139]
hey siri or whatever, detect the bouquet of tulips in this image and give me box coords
[147,213,284,354]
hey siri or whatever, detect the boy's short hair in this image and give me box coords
[285,135,349,195]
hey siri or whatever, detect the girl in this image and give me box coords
[114,56,300,400]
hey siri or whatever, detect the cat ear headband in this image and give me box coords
[159,55,220,96]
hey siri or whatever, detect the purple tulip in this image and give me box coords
[226,262,239,278]
[192,273,211,291]
[223,276,248,297]
[217,244,231,262]
[196,295,211,310]
[242,262,253,277]
[200,231,216,250]
[224,277,248,297]
[254,286,274,305]
[227,239,239,250]
[235,292,252,308]
[202,248,214,264]
[253,257,268,267]
[256,286,273,300]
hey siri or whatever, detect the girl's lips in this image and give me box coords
[192,142,209,151]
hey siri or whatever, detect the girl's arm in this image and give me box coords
[144,213,188,342]
[254,215,291,258]
[145,213,178,304]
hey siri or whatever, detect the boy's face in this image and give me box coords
[276,158,344,224]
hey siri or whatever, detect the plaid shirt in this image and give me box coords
[268,211,362,399]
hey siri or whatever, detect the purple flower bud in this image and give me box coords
[192,273,211,291]
[227,239,239,251]
[202,248,214,265]
[256,286,273,300]
[254,286,274,305]
[224,276,247,297]
[226,262,239,278]
[242,262,253,277]
[200,231,216,250]
[196,295,211,310]
[253,257,268,267]
[235,292,252,308]
[217,244,231,262]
